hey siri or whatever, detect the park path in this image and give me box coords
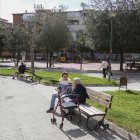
[0,61,126,71]
[0,76,125,140]
[84,73,140,91]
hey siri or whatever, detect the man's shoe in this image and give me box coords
[46,108,54,113]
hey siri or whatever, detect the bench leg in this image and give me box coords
[16,73,18,78]
[96,120,109,130]
[86,116,98,131]
[20,75,23,80]
[96,114,109,130]
[28,77,33,82]
[86,115,109,131]
[31,77,33,82]
[26,77,28,82]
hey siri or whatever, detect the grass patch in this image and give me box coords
[35,70,117,86]
[86,90,140,137]
[0,68,15,76]
[0,68,117,86]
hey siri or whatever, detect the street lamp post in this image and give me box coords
[109,12,116,60]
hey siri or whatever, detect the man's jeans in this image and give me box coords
[50,93,68,109]
[50,93,58,109]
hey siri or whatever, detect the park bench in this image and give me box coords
[79,88,113,131]
[15,68,34,82]
[13,66,32,81]
[134,64,140,69]
[19,68,34,82]
[125,63,140,70]
[119,76,128,90]
[20,73,33,82]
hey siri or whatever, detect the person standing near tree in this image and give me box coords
[99,59,109,78]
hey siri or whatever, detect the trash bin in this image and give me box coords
[119,76,128,90]
[60,57,66,63]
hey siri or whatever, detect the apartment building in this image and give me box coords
[13,9,85,38]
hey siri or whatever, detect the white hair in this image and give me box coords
[73,77,81,84]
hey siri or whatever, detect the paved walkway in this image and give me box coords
[0,61,127,71]
[84,73,140,91]
[0,76,125,140]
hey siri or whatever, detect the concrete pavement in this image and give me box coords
[84,73,140,91]
[0,76,125,140]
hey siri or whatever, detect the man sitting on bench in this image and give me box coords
[73,77,90,104]
[12,62,26,79]
[62,77,90,104]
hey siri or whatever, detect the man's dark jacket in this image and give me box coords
[74,84,89,103]
[18,64,26,74]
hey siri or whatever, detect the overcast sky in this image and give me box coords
[0,0,90,23]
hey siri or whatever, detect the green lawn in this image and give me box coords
[87,90,140,137]
[0,68,117,86]
[0,68,15,76]
[35,70,117,86]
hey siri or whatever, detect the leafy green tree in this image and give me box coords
[6,26,29,66]
[85,0,140,71]
[37,11,70,68]
[76,30,92,54]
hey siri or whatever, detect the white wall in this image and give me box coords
[23,13,35,22]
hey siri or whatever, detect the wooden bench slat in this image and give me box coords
[87,88,112,102]
[80,104,105,114]
[80,104,105,116]
[88,94,111,109]
[79,89,113,130]
[80,105,95,116]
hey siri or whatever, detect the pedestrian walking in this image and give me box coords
[99,59,109,78]
[51,56,55,67]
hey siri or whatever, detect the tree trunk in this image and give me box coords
[90,50,94,61]
[120,51,124,71]
[46,51,49,68]
[16,52,20,66]
[49,52,53,68]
